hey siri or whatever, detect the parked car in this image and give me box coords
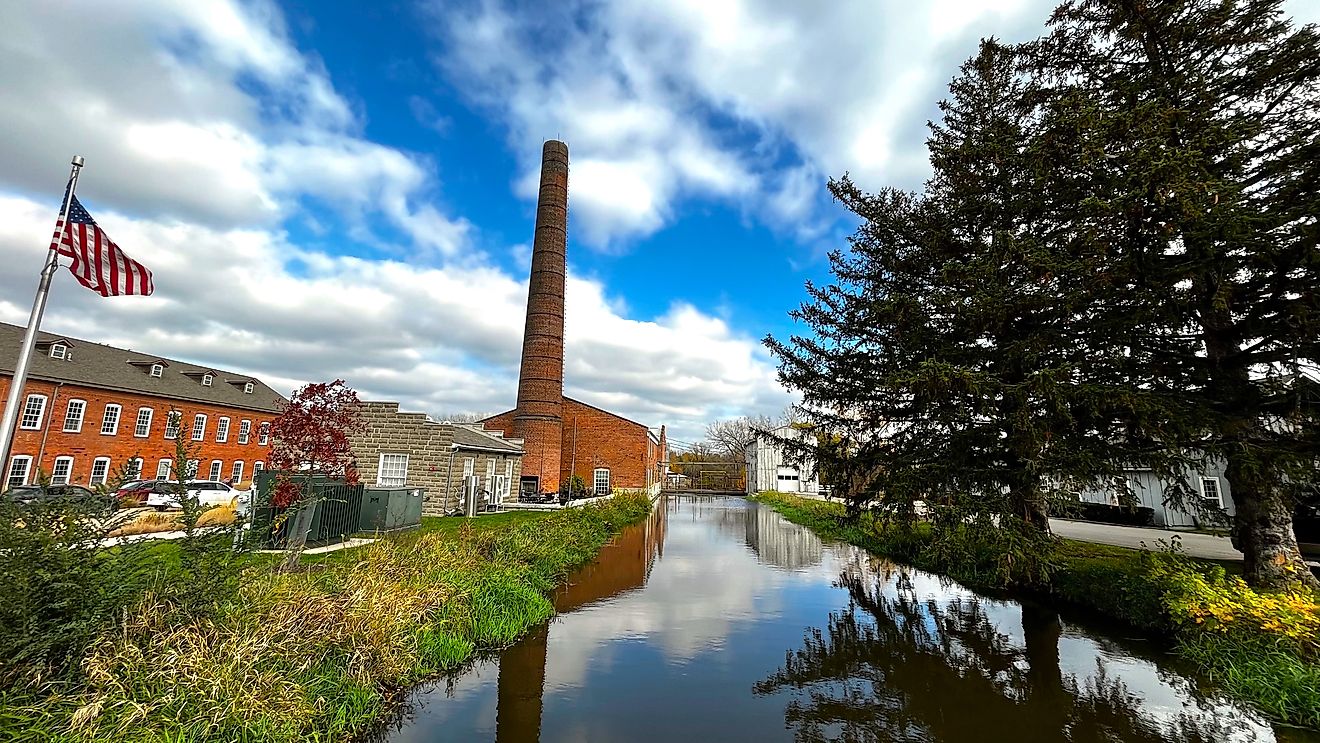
[113,479,158,504]
[2,483,109,507]
[145,480,247,511]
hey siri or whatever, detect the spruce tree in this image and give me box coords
[1031,0,1320,588]
[768,41,1146,585]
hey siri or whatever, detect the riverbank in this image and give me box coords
[753,491,1320,730]
[2,493,652,742]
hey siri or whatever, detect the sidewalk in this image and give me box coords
[1050,518,1320,567]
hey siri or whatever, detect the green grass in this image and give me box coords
[753,491,1320,731]
[1,494,652,742]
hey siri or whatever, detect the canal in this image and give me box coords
[380,496,1313,742]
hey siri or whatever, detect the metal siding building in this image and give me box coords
[1073,462,1235,528]
[745,425,821,495]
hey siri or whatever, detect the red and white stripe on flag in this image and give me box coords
[50,196,153,297]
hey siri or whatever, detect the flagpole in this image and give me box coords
[0,156,85,479]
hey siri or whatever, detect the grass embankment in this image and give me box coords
[753,491,1320,729]
[3,494,651,742]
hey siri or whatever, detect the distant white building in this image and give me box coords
[1071,461,1235,528]
[745,424,822,495]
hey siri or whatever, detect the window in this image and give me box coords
[208,460,223,481]
[185,459,199,479]
[89,457,111,486]
[238,419,251,444]
[134,407,153,437]
[7,456,33,489]
[125,458,143,480]
[100,404,122,435]
[19,394,46,430]
[485,459,496,487]
[593,468,611,496]
[49,343,66,360]
[149,363,163,378]
[156,459,172,480]
[505,460,513,480]
[164,411,181,439]
[1201,477,1223,508]
[244,382,254,394]
[202,373,214,387]
[216,417,230,443]
[377,453,409,486]
[51,456,74,485]
[253,461,264,478]
[258,422,270,446]
[191,414,207,441]
[231,461,244,484]
[462,457,474,478]
[63,399,86,433]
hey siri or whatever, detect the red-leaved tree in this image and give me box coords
[267,379,364,508]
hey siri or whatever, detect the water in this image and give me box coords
[379,496,1313,742]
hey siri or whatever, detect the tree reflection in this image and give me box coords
[755,569,1251,743]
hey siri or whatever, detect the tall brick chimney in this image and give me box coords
[512,140,568,493]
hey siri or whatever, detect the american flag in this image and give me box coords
[52,194,154,297]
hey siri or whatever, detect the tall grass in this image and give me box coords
[753,491,1320,730]
[1,493,651,742]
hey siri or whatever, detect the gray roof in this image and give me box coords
[451,424,523,453]
[0,322,285,413]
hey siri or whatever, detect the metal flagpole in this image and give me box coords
[0,155,85,479]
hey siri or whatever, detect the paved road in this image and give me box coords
[1049,518,1320,569]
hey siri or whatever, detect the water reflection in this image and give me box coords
[757,554,1276,742]
[381,497,1310,743]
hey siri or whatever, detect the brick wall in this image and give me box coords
[1,375,275,488]
[351,402,523,516]
[560,399,662,492]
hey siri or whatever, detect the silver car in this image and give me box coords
[145,480,246,511]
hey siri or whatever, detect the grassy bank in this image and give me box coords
[753,491,1320,729]
[2,494,652,742]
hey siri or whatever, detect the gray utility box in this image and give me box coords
[359,486,424,532]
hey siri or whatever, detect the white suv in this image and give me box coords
[146,480,246,511]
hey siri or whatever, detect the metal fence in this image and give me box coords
[251,471,365,548]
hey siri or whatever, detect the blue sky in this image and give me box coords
[1,0,1316,441]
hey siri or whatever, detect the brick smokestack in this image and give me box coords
[513,140,568,493]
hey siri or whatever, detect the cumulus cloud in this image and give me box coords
[430,0,1320,246]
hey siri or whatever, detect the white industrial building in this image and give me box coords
[745,424,822,495]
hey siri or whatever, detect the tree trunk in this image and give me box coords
[1226,458,1318,590]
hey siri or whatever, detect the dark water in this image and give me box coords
[380,496,1313,742]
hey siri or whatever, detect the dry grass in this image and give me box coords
[107,505,236,537]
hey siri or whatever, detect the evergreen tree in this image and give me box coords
[768,41,1150,585]
[1031,0,1320,588]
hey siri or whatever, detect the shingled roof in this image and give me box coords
[451,424,523,453]
[0,322,286,413]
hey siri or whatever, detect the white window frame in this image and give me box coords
[149,363,163,378]
[164,410,181,440]
[126,457,143,480]
[216,417,230,443]
[7,456,33,488]
[89,457,111,486]
[100,404,122,436]
[244,382,254,394]
[191,414,207,441]
[19,394,46,430]
[156,459,172,480]
[238,419,251,444]
[231,460,244,484]
[462,457,474,478]
[253,461,264,477]
[185,459,199,479]
[208,460,223,482]
[134,407,153,438]
[1200,477,1223,508]
[63,399,86,433]
[49,343,66,360]
[258,422,270,446]
[51,456,74,485]
[202,373,214,387]
[593,468,611,496]
[486,458,496,483]
[377,453,409,486]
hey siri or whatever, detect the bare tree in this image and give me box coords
[705,416,776,459]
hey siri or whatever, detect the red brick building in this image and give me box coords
[481,140,666,497]
[1,322,284,490]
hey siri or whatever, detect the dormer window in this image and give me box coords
[150,363,163,378]
[49,343,67,360]
[202,373,214,387]
[244,382,254,394]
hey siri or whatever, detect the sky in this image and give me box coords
[1,1,1317,443]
